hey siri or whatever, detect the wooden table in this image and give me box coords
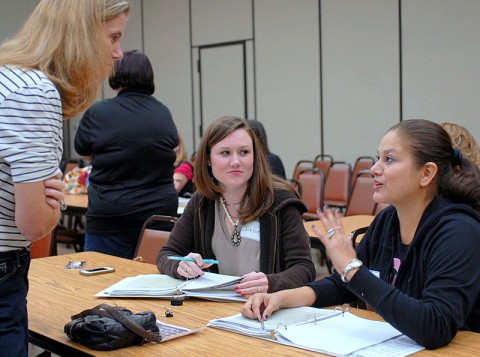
[304,215,375,238]
[28,252,480,356]
[305,215,375,263]
[64,193,88,214]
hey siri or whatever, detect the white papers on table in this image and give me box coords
[96,272,246,302]
[208,306,425,356]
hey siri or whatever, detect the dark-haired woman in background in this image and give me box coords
[247,119,286,179]
[75,50,178,259]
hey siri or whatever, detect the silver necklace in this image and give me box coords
[220,197,241,247]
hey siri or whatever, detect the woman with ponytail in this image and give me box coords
[243,119,480,350]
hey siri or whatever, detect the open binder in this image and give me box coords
[207,306,424,356]
[96,272,246,302]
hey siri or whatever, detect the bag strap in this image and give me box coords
[72,304,162,343]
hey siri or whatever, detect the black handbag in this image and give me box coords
[64,303,162,350]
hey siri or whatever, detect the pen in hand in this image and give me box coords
[167,256,219,265]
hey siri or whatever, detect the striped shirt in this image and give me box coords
[0,66,63,251]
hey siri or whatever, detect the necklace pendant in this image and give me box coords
[231,228,241,247]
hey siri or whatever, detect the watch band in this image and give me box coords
[341,258,363,283]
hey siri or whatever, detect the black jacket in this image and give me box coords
[308,196,480,349]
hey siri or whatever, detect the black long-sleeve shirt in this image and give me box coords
[308,196,480,349]
[74,88,179,233]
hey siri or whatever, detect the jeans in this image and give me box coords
[84,231,141,259]
[0,248,30,357]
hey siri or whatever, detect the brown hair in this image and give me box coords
[0,0,131,119]
[194,116,297,223]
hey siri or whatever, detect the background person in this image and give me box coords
[440,122,480,166]
[174,134,195,198]
[0,1,131,355]
[246,119,286,179]
[75,50,178,259]
[157,116,315,298]
[242,119,480,349]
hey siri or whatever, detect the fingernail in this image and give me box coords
[323,204,329,209]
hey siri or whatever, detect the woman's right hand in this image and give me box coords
[44,173,65,210]
[176,253,213,278]
[241,292,282,322]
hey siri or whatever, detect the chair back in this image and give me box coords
[291,160,314,181]
[351,156,375,188]
[134,215,178,264]
[324,162,351,210]
[345,170,375,216]
[297,168,325,220]
[351,226,369,249]
[313,154,334,178]
[30,234,54,259]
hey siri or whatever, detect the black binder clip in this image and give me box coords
[171,289,186,306]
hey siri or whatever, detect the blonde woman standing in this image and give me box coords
[0,1,131,355]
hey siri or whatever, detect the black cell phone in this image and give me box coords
[79,266,115,276]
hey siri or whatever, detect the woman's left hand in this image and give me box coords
[235,271,269,298]
[44,174,66,210]
[311,206,357,277]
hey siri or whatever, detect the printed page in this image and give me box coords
[208,307,337,338]
[277,311,402,356]
[181,272,242,290]
[96,274,185,296]
[96,272,242,297]
[346,335,424,357]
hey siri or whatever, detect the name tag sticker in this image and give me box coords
[240,220,260,241]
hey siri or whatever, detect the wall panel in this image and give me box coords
[144,0,194,155]
[255,0,320,177]
[322,0,399,165]
[402,0,480,139]
[191,0,252,46]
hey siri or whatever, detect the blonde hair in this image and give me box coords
[440,122,480,167]
[174,134,188,166]
[0,0,131,119]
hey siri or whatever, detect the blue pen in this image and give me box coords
[167,256,219,264]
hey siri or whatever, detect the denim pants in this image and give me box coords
[84,231,141,259]
[0,248,30,357]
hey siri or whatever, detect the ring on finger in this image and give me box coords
[257,286,260,293]
[184,265,188,273]
[326,227,340,239]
